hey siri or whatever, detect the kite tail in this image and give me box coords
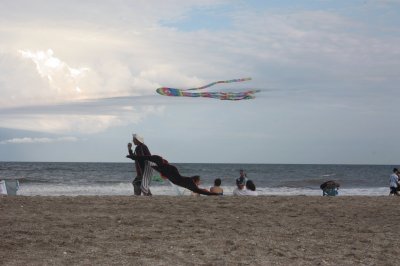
[155,77,259,100]
[185,77,252,91]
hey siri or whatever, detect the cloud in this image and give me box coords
[19,49,89,94]
[0,100,166,134]
[0,0,399,136]
[0,136,78,145]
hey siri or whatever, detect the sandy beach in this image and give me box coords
[1,196,399,265]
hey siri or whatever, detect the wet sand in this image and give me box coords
[1,196,399,265]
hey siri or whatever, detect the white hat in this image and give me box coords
[133,133,144,143]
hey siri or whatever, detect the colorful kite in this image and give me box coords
[156,78,260,100]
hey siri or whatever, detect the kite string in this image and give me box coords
[184,77,252,91]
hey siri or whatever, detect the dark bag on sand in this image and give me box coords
[320,180,340,190]
[320,180,340,196]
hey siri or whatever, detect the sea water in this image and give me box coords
[0,162,393,196]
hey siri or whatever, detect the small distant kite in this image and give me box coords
[156,77,260,100]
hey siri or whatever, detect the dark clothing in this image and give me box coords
[129,143,151,176]
[132,177,141,195]
[320,180,340,190]
[320,180,340,196]
[126,155,219,196]
[129,143,151,195]
[390,187,399,195]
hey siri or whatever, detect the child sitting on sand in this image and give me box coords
[210,178,223,195]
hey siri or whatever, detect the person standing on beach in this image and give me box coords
[128,133,153,196]
[397,171,400,193]
[389,168,399,196]
[238,169,248,186]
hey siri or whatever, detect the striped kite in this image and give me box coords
[156,78,260,100]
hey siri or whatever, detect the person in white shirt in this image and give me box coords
[233,177,247,196]
[233,178,258,196]
[389,168,399,196]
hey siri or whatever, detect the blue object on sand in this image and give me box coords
[322,188,338,196]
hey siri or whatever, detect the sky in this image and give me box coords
[0,0,399,164]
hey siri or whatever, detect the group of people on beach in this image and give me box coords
[128,133,400,197]
[231,169,258,196]
[191,171,258,196]
[127,133,258,196]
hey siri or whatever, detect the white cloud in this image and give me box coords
[19,49,89,95]
[0,103,165,134]
[0,136,78,145]
[0,0,399,136]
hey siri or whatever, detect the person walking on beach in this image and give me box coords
[126,154,220,196]
[128,133,153,196]
[389,168,399,196]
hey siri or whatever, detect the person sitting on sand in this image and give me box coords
[210,178,223,195]
[126,154,220,196]
[233,178,258,196]
[243,180,258,196]
[389,168,399,196]
[233,177,247,196]
[320,180,340,196]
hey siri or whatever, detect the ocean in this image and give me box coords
[0,162,394,196]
